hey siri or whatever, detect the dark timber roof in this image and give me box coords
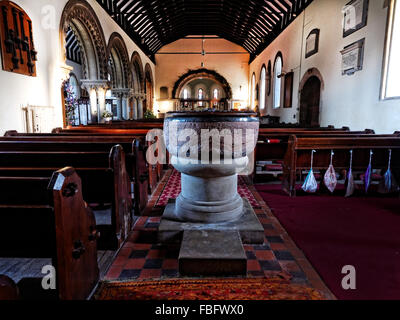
[96,0,314,63]
[66,27,82,64]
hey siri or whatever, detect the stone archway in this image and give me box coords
[130,52,145,119]
[60,0,108,124]
[144,63,154,116]
[131,52,144,93]
[172,68,232,100]
[60,0,108,80]
[299,68,325,92]
[106,33,130,120]
[107,33,130,88]
[299,68,324,127]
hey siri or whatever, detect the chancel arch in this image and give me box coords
[173,69,232,111]
[60,0,108,125]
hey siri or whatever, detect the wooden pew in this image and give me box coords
[0,167,99,300]
[53,127,153,136]
[282,135,400,196]
[253,129,378,181]
[4,131,165,197]
[0,143,132,250]
[1,134,159,211]
[77,119,164,129]
[0,275,19,300]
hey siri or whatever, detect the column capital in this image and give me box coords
[81,80,110,91]
[112,88,131,98]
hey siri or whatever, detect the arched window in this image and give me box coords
[183,88,188,100]
[259,65,266,110]
[198,88,204,106]
[251,73,256,109]
[213,88,219,99]
[273,53,283,109]
[382,0,400,99]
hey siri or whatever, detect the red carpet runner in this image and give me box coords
[156,170,260,208]
[255,184,400,300]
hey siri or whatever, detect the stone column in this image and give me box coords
[97,88,106,123]
[137,96,145,119]
[113,88,131,120]
[115,94,123,120]
[81,80,109,124]
[131,97,138,120]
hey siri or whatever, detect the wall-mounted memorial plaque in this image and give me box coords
[305,29,320,58]
[343,0,369,37]
[340,38,365,75]
[0,1,37,76]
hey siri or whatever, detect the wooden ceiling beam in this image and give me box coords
[95,0,313,61]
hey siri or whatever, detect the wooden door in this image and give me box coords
[300,76,321,127]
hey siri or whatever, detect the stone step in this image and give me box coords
[158,198,265,245]
[178,230,247,276]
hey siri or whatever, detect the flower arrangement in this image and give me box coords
[64,80,78,126]
[102,111,114,119]
[144,109,157,119]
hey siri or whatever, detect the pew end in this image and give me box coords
[0,275,20,300]
[49,167,100,300]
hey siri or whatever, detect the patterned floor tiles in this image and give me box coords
[105,169,335,300]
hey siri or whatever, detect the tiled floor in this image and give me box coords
[104,169,335,300]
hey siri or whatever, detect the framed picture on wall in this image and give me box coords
[342,0,369,37]
[340,38,365,75]
[305,29,320,58]
[284,72,294,108]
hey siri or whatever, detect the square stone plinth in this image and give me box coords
[158,198,264,244]
[179,230,247,276]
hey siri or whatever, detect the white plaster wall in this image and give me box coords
[0,0,155,135]
[250,0,400,133]
[155,38,250,113]
[67,59,83,80]
[0,0,68,134]
[250,15,303,123]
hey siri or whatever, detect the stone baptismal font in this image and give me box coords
[158,111,264,276]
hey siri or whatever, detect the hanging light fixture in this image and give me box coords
[201,36,205,67]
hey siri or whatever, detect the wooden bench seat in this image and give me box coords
[0,167,99,300]
[2,133,163,208]
[253,131,397,181]
[0,144,132,250]
[282,136,400,196]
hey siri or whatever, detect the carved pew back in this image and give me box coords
[0,136,155,215]
[0,167,99,300]
[0,143,132,250]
